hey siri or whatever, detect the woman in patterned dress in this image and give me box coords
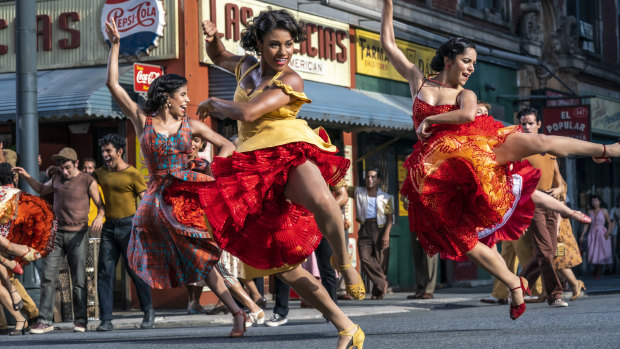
[0,163,56,335]
[381,0,616,320]
[165,10,365,349]
[104,19,250,337]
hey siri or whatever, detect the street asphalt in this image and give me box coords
[3,274,619,348]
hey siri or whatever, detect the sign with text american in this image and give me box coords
[199,0,351,87]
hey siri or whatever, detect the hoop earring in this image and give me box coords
[446,64,450,69]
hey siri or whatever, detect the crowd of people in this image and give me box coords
[1,2,619,348]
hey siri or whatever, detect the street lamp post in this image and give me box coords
[16,0,38,194]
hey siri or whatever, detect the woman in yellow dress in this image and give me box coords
[166,10,364,349]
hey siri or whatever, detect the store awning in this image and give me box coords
[0,66,135,122]
[208,66,414,131]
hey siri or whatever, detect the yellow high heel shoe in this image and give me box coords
[330,255,365,300]
[339,324,365,349]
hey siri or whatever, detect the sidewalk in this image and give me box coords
[49,274,620,332]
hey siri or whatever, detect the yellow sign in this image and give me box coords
[397,156,408,216]
[0,0,179,73]
[199,0,351,87]
[591,95,620,136]
[356,29,435,82]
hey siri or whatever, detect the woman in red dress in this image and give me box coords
[166,10,365,349]
[381,0,616,320]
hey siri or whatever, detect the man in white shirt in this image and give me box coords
[349,168,394,299]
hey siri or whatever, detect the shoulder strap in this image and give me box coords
[237,57,259,83]
[415,77,427,97]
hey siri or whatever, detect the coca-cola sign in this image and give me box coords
[101,0,166,57]
[133,63,163,93]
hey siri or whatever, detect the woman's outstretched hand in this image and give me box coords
[105,17,120,44]
[416,119,432,141]
[197,98,226,120]
[202,20,218,43]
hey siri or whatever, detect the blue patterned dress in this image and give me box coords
[128,116,221,289]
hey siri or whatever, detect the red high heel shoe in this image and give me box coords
[509,277,531,320]
[229,308,247,338]
[593,143,618,163]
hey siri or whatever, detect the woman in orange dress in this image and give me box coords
[381,0,615,320]
[0,163,56,335]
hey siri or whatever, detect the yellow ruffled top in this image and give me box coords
[234,56,337,153]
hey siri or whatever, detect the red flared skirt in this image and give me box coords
[401,115,540,261]
[164,142,349,270]
[5,193,57,265]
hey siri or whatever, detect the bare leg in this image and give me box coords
[228,282,262,314]
[284,161,361,295]
[0,266,21,314]
[204,270,244,333]
[494,132,619,165]
[466,243,524,306]
[186,285,204,312]
[278,266,357,349]
[0,284,26,328]
[557,268,578,291]
[240,278,262,302]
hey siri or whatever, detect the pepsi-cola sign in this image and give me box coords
[101,0,166,57]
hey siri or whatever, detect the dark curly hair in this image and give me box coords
[430,37,476,72]
[518,107,541,122]
[240,9,305,54]
[98,133,126,155]
[144,74,188,114]
[0,162,14,186]
[589,195,607,209]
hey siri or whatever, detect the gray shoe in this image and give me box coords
[96,320,114,332]
[265,313,288,327]
[140,309,155,329]
[549,299,568,308]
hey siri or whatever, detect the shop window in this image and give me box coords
[566,0,599,55]
[459,0,511,27]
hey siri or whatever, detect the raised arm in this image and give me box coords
[380,0,424,86]
[105,18,146,137]
[203,20,243,74]
[197,72,303,122]
[188,119,235,158]
[416,89,478,140]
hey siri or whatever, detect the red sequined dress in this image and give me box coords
[164,56,349,276]
[400,88,540,261]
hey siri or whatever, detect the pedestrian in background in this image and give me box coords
[14,147,104,333]
[349,168,394,300]
[93,134,153,331]
[580,195,613,280]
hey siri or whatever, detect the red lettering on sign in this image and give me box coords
[336,30,346,63]
[323,27,335,61]
[306,23,317,57]
[0,19,7,55]
[224,3,239,41]
[36,15,52,51]
[59,12,80,49]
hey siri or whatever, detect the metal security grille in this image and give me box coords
[87,238,99,320]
